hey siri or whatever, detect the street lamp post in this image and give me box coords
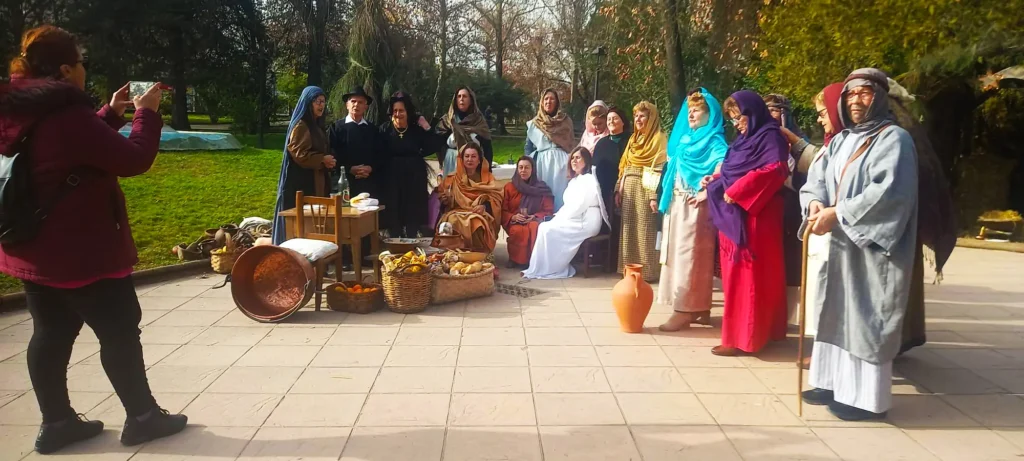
[592,46,606,101]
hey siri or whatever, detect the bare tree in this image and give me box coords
[471,0,539,133]
[406,0,476,117]
[290,0,332,86]
[265,0,349,86]
[541,0,599,104]
[471,0,538,80]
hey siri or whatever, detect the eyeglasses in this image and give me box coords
[817,109,828,118]
[729,117,741,126]
[846,88,874,102]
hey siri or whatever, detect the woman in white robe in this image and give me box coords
[522,147,609,280]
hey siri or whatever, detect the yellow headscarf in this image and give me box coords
[618,101,667,179]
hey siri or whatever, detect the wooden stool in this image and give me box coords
[579,234,612,278]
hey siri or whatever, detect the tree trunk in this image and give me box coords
[257,59,268,147]
[306,20,325,86]
[169,27,191,131]
[431,0,450,118]
[662,0,686,119]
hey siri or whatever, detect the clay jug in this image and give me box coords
[612,264,653,333]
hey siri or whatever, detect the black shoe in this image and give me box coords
[35,414,104,454]
[801,388,834,406]
[826,401,887,421]
[120,408,188,446]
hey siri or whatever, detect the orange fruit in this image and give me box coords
[353,284,363,291]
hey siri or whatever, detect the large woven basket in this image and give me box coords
[381,266,431,313]
[326,277,384,314]
[211,250,240,274]
[431,266,495,304]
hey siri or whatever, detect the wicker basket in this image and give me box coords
[211,250,240,274]
[430,266,495,304]
[326,277,384,314]
[381,265,432,313]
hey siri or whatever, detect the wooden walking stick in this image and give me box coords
[796,222,814,417]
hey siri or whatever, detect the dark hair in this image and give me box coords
[515,155,537,179]
[607,105,631,134]
[460,141,483,166]
[302,93,327,129]
[9,25,80,79]
[566,146,593,179]
[388,91,419,119]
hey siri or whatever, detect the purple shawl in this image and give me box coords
[511,156,553,215]
[707,90,789,248]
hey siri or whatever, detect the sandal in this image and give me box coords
[658,311,712,332]
[711,346,745,357]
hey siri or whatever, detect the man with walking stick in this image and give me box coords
[798,68,919,421]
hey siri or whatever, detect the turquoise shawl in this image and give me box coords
[658,88,728,213]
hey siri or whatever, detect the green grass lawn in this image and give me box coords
[0,133,528,295]
[122,113,234,125]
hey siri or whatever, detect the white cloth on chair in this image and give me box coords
[280,238,339,262]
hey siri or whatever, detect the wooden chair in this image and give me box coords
[578,233,612,278]
[293,192,343,311]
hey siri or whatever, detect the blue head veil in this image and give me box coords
[658,88,728,213]
[272,86,325,244]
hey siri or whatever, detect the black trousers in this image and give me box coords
[23,276,157,423]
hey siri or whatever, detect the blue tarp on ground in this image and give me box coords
[118,126,243,151]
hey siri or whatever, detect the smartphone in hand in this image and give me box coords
[129,82,173,99]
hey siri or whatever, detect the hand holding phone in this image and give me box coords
[133,83,165,113]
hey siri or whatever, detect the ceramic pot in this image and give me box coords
[612,263,653,333]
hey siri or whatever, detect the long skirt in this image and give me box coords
[384,157,430,237]
[719,194,787,353]
[442,147,458,177]
[532,148,570,211]
[809,342,892,413]
[617,167,661,282]
[657,191,715,313]
[506,220,541,266]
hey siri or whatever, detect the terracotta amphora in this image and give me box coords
[612,263,653,333]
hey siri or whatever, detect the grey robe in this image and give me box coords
[799,126,918,365]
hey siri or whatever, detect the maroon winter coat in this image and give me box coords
[0,77,161,286]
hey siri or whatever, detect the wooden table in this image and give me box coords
[278,206,384,282]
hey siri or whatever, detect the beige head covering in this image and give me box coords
[531,88,576,152]
[437,86,492,148]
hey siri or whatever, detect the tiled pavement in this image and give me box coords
[1,246,1023,460]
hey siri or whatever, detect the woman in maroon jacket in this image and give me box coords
[0,26,186,454]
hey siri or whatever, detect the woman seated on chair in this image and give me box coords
[433,142,504,252]
[502,156,555,269]
[522,147,609,280]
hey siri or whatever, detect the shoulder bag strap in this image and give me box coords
[837,123,891,190]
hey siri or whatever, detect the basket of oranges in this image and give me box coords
[325,276,384,314]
